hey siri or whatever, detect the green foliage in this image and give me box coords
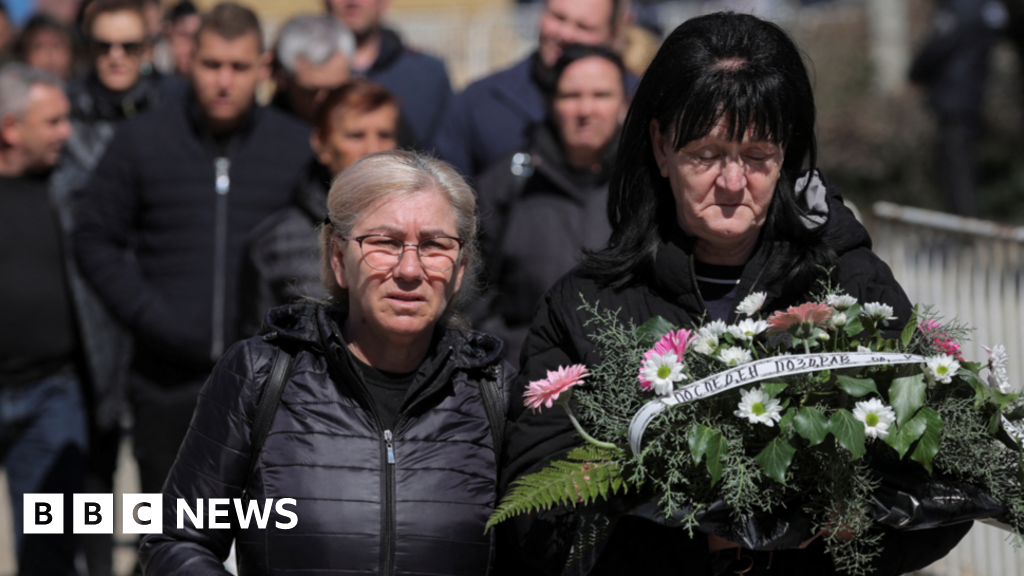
[909,407,943,474]
[889,375,926,426]
[688,424,727,486]
[830,409,867,461]
[884,409,928,459]
[794,406,830,446]
[755,436,797,485]
[636,316,674,349]
[762,382,788,399]
[900,309,918,347]
[836,375,879,398]
[486,445,625,531]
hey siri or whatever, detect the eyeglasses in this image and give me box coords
[90,39,146,57]
[340,234,465,273]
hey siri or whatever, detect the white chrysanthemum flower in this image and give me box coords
[862,302,897,326]
[728,319,768,342]
[734,388,783,427]
[816,329,831,341]
[702,320,729,337]
[717,346,753,367]
[826,294,858,311]
[853,398,896,440]
[735,292,767,316]
[925,355,960,384]
[984,344,1011,394]
[640,352,686,396]
[692,334,718,356]
[857,345,872,353]
[832,312,848,328]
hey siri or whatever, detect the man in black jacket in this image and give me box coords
[73,2,311,496]
[327,0,453,147]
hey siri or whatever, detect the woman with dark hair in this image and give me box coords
[500,12,970,576]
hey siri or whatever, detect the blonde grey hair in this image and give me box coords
[319,150,479,324]
[276,14,355,75]
[0,63,63,121]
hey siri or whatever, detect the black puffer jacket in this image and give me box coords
[73,95,311,382]
[498,173,970,575]
[140,302,515,576]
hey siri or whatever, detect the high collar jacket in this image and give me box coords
[140,302,516,576]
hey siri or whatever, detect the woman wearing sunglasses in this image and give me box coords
[140,150,515,576]
[60,0,182,186]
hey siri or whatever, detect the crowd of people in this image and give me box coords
[0,1,980,576]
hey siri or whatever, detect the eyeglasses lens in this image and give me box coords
[358,235,461,272]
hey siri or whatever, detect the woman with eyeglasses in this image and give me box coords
[140,149,515,576]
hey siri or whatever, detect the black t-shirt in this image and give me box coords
[352,356,416,430]
[694,261,744,322]
[0,174,77,385]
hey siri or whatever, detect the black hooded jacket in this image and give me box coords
[497,173,970,575]
[139,302,516,576]
[472,122,616,365]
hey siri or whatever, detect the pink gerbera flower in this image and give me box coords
[766,302,835,340]
[649,329,696,360]
[918,320,963,360]
[523,364,590,411]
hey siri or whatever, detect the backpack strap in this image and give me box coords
[241,344,294,501]
[478,363,508,455]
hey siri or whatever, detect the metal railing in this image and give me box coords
[872,202,1024,576]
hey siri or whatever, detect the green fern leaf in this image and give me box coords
[485,446,630,531]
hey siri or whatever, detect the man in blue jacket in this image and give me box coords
[328,0,453,148]
[73,2,311,496]
[434,0,628,179]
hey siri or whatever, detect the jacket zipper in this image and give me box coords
[210,157,230,360]
[382,429,396,576]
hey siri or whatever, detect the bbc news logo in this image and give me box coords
[24,494,298,534]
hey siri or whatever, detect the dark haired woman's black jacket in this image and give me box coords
[139,302,515,576]
[498,174,970,575]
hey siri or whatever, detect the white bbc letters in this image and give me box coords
[122,493,162,534]
[22,494,298,532]
[73,494,114,534]
[23,494,63,534]
[208,498,231,529]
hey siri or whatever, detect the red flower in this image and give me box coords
[918,320,963,360]
[766,302,835,339]
[523,364,590,411]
